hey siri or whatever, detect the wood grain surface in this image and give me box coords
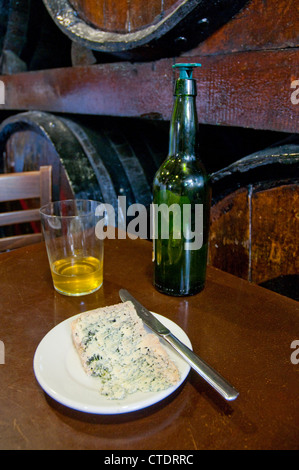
[0,47,298,133]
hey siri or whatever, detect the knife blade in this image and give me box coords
[119,289,239,401]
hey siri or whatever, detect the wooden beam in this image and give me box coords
[0,48,298,133]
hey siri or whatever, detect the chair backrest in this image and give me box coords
[0,166,52,251]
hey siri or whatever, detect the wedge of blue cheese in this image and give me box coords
[71,301,180,399]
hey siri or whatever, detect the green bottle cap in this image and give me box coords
[172,63,201,96]
[173,63,202,79]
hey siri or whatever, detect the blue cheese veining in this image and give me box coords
[71,301,180,399]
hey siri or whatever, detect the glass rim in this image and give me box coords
[40,199,102,218]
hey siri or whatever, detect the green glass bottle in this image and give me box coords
[152,63,211,296]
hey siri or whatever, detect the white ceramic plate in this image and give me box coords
[33,312,192,414]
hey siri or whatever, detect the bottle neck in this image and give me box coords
[169,79,198,160]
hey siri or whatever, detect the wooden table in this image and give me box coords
[0,237,298,450]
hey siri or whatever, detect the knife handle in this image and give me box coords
[164,333,239,401]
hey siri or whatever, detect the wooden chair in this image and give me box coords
[209,144,299,300]
[0,166,52,251]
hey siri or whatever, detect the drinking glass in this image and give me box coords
[40,200,104,296]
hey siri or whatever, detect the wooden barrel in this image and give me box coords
[209,144,299,299]
[0,0,29,73]
[0,111,168,225]
[0,0,71,74]
[42,0,248,59]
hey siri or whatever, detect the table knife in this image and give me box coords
[119,289,239,401]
